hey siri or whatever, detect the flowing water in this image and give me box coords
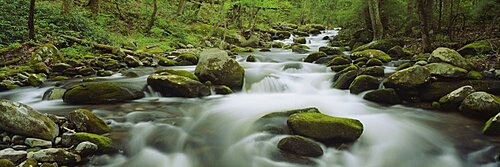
[1,30,499,167]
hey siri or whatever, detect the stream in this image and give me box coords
[1,30,499,167]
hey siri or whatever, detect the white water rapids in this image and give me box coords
[0,30,498,167]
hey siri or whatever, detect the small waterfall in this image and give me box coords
[248,75,288,93]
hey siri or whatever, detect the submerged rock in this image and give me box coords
[0,100,59,140]
[428,47,471,69]
[63,82,145,105]
[424,63,468,78]
[349,75,381,94]
[287,112,363,144]
[277,135,323,157]
[438,85,476,110]
[195,48,245,90]
[383,65,430,89]
[68,109,110,135]
[363,88,402,105]
[147,73,210,98]
[459,92,500,118]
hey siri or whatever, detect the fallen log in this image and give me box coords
[61,35,138,56]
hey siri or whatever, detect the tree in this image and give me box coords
[28,0,36,40]
[417,0,434,52]
[368,0,384,40]
[145,0,158,33]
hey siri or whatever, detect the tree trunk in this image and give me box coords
[368,0,384,40]
[62,0,71,15]
[363,4,372,30]
[145,0,158,33]
[437,0,443,33]
[404,0,415,34]
[176,0,187,17]
[28,0,36,40]
[88,0,100,14]
[417,0,434,53]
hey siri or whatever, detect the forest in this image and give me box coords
[0,0,499,167]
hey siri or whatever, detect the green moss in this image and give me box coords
[69,133,116,153]
[337,65,359,74]
[0,159,14,167]
[366,58,383,66]
[327,56,351,66]
[69,109,110,134]
[351,49,391,63]
[330,64,352,72]
[0,43,22,55]
[63,82,144,104]
[230,47,256,53]
[458,40,495,56]
[293,37,306,44]
[349,75,380,94]
[157,56,177,66]
[353,39,403,52]
[467,71,484,80]
[155,69,199,81]
[304,51,327,63]
[271,42,285,48]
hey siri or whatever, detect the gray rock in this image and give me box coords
[75,141,98,157]
[0,148,27,163]
[438,85,476,110]
[25,138,52,148]
[383,65,430,89]
[195,49,245,90]
[0,100,59,140]
[68,109,110,135]
[42,88,66,100]
[277,135,323,157]
[27,148,81,166]
[460,92,500,118]
[428,47,471,69]
[425,63,468,78]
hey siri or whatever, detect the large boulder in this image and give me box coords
[293,37,306,44]
[419,80,500,102]
[277,135,323,157]
[349,75,381,94]
[327,56,351,66]
[147,73,210,98]
[428,47,471,69]
[483,113,500,136]
[0,100,59,140]
[459,92,500,118]
[424,63,468,78]
[254,107,320,134]
[63,82,145,104]
[353,39,403,53]
[303,52,327,63]
[195,49,245,90]
[458,39,498,56]
[363,88,402,105]
[360,66,385,77]
[351,49,391,63]
[68,109,110,135]
[383,65,430,89]
[438,85,476,110]
[287,112,363,144]
[332,70,358,89]
[174,52,199,66]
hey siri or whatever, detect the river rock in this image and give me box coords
[360,66,384,77]
[319,46,343,55]
[438,85,476,110]
[147,73,210,98]
[27,148,80,166]
[246,55,256,62]
[124,55,143,67]
[424,63,468,78]
[293,37,306,44]
[366,58,383,66]
[254,107,320,134]
[304,52,327,63]
[213,85,234,95]
[351,49,391,63]
[272,42,285,48]
[458,39,497,56]
[19,158,37,167]
[388,45,412,59]
[0,100,59,140]
[61,133,115,153]
[483,113,500,136]
[383,65,430,89]
[0,159,14,167]
[43,88,66,100]
[68,109,110,135]
[333,70,358,89]
[25,138,52,148]
[349,75,381,94]
[74,141,98,157]
[277,135,323,157]
[363,88,402,105]
[419,80,500,102]
[195,48,245,90]
[155,69,199,81]
[0,148,27,163]
[174,53,199,66]
[353,39,403,53]
[459,92,500,118]
[288,112,363,144]
[63,82,145,104]
[327,56,351,66]
[30,44,63,66]
[28,74,46,87]
[428,47,471,69]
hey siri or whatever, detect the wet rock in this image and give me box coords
[27,148,80,166]
[42,88,66,100]
[0,159,14,167]
[333,70,358,89]
[195,48,245,90]
[303,52,327,63]
[459,92,500,118]
[74,141,98,157]
[213,85,233,95]
[419,80,500,102]
[293,37,306,44]
[396,62,413,71]
[351,49,391,63]
[68,109,110,135]
[28,74,46,87]
[383,65,430,89]
[411,53,430,62]
[353,39,403,53]
[360,66,384,77]
[291,45,309,54]
[0,80,18,91]
[271,42,285,48]
[124,55,143,67]
[254,107,320,134]
[428,47,471,69]
[287,112,363,144]
[25,138,52,148]
[363,88,402,105]
[155,69,198,81]
[147,74,210,98]
[327,56,351,66]
[366,58,383,67]
[157,57,177,66]
[438,85,476,110]
[277,135,323,157]
[174,53,199,66]
[61,133,115,153]
[20,158,37,167]
[349,75,381,94]
[467,71,484,80]
[63,82,145,104]
[424,63,468,78]
[52,63,72,73]
[0,100,59,140]
[33,62,50,74]
[388,46,412,59]
[319,46,344,55]
[246,55,256,62]
[0,148,27,163]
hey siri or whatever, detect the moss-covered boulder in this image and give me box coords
[418,80,500,102]
[213,85,234,95]
[30,44,63,66]
[246,55,256,62]
[175,53,199,66]
[459,92,500,118]
[157,56,177,66]
[429,47,471,69]
[277,135,323,157]
[438,85,476,110]
[27,148,80,166]
[0,159,14,167]
[42,87,66,100]
[287,112,363,144]
[327,56,351,66]
[333,70,358,89]
[254,107,320,134]
[0,80,18,91]
[33,62,50,74]
[483,113,500,136]
[383,65,430,89]
[124,55,143,67]
[68,109,110,135]
[395,62,413,71]
[330,64,352,72]
[195,48,245,90]
[467,71,484,80]
[241,35,260,48]
[62,132,116,153]
[155,69,198,81]
[28,73,47,87]
[63,82,145,104]
[294,37,307,44]
[304,52,327,63]
[411,53,430,62]
[52,63,72,73]
[366,58,383,67]
[424,63,468,78]
[147,73,210,98]
[0,100,59,140]
[388,46,412,59]
[351,49,391,63]
[458,39,497,56]
[363,88,402,105]
[349,75,381,94]
[271,42,285,48]
[291,45,310,54]
[353,39,403,53]
[319,46,344,55]
[360,66,384,77]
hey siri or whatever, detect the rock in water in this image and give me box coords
[147,74,210,97]
[438,85,476,110]
[0,100,59,140]
[363,88,402,105]
[277,135,323,157]
[483,113,500,136]
[349,75,381,94]
[383,65,430,89]
[459,92,500,118]
[63,82,145,105]
[195,49,245,90]
[74,141,98,157]
[62,133,116,153]
[287,112,363,144]
[68,109,110,135]
[428,47,471,69]
[254,107,320,134]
